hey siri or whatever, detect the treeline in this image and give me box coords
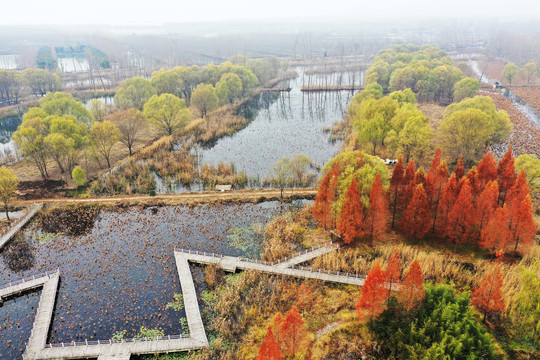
[500,61,538,85]
[313,148,536,256]
[0,68,61,105]
[348,83,511,164]
[366,44,477,104]
[10,56,290,192]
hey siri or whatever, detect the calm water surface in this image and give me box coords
[0,202,280,359]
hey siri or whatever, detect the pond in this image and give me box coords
[199,68,355,179]
[0,55,18,70]
[0,202,284,360]
[57,58,90,73]
[0,114,22,165]
[84,96,115,108]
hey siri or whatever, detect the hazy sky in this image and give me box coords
[1,0,538,25]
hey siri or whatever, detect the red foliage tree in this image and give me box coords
[436,173,459,233]
[257,326,283,360]
[401,184,431,239]
[477,151,498,191]
[280,306,307,357]
[476,181,499,233]
[271,312,285,345]
[480,205,511,254]
[401,160,417,207]
[325,163,340,229]
[385,248,401,295]
[454,155,465,180]
[471,265,505,321]
[430,161,449,232]
[356,260,388,321]
[465,166,480,198]
[296,284,314,311]
[497,146,516,204]
[426,148,442,201]
[397,259,425,311]
[507,170,530,213]
[508,195,536,254]
[414,167,427,190]
[337,178,365,243]
[312,170,332,227]
[390,155,405,228]
[445,180,476,249]
[366,173,388,240]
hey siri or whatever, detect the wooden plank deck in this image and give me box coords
[0,203,42,250]
[23,272,60,360]
[22,255,208,359]
[176,247,364,286]
[17,241,357,359]
[275,243,340,268]
[0,275,51,304]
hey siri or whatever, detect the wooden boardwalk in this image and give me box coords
[175,244,365,286]
[275,243,340,269]
[22,256,208,360]
[14,240,361,359]
[0,203,42,250]
[23,271,60,360]
[0,271,56,305]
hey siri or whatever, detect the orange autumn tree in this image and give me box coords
[312,169,332,227]
[401,184,431,239]
[507,170,530,219]
[466,167,480,198]
[471,265,505,321]
[257,326,283,360]
[397,259,425,311]
[508,195,536,253]
[280,306,307,358]
[337,178,365,244]
[476,181,499,233]
[385,249,401,295]
[401,160,417,206]
[430,161,449,232]
[271,312,285,345]
[480,205,511,254]
[390,155,405,227]
[436,173,459,233]
[325,163,340,229]
[477,150,498,191]
[356,260,388,321]
[454,155,465,180]
[445,181,476,249]
[366,173,388,240]
[497,146,516,203]
[426,148,442,201]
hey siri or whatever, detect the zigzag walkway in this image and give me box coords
[15,241,361,359]
[24,255,208,360]
[0,203,42,250]
[175,242,365,286]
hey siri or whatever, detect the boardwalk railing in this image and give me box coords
[176,241,340,267]
[174,248,225,259]
[273,241,339,265]
[0,268,59,291]
[45,334,190,348]
[238,241,339,266]
[289,264,366,279]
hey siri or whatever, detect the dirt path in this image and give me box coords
[13,188,317,206]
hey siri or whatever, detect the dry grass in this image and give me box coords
[417,102,446,133]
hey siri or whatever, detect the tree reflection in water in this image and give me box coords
[1,236,35,273]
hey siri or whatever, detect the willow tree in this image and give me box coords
[0,167,19,221]
[143,94,191,136]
